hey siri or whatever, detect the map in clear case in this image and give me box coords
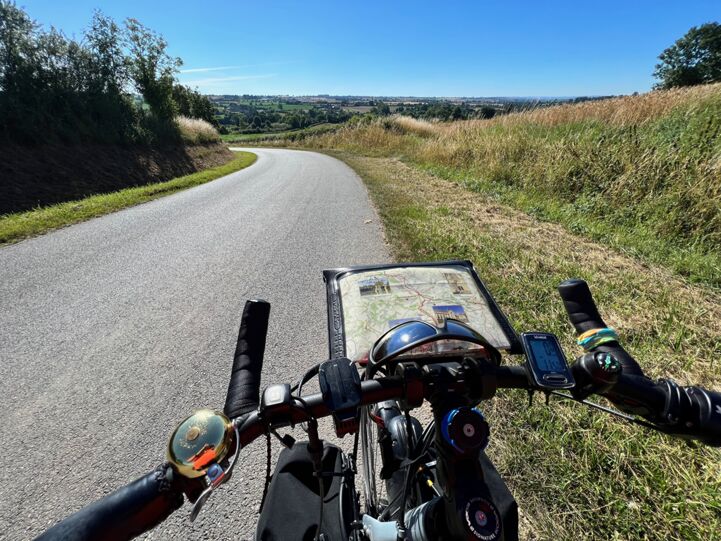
[324,261,520,362]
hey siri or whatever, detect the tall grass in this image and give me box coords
[293,84,721,288]
[176,116,221,144]
[464,83,721,128]
[388,115,441,137]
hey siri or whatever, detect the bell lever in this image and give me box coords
[189,424,241,522]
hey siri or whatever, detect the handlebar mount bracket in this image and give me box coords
[318,358,362,437]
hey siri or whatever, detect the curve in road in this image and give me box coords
[0,148,390,539]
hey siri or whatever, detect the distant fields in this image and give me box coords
[231,99,309,111]
[211,95,353,138]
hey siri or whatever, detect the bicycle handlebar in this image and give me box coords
[558,279,644,378]
[36,351,720,540]
[35,464,184,541]
[37,282,721,540]
[224,299,271,419]
[558,278,721,445]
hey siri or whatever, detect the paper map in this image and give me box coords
[339,265,511,361]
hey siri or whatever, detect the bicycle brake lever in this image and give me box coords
[189,425,241,522]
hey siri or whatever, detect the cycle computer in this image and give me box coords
[521,332,575,390]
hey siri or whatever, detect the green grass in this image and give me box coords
[221,123,338,143]
[335,154,721,541]
[333,153,721,541]
[420,158,721,290]
[0,151,256,245]
[414,98,721,288]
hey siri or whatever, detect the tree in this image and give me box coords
[654,22,721,89]
[0,3,221,145]
[83,11,136,141]
[479,106,496,119]
[172,84,217,125]
[125,18,181,120]
[372,101,391,116]
[0,1,40,141]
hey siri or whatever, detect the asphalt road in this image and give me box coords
[0,148,390,540]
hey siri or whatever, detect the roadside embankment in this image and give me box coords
[0,142,235,215]
[0,150,256,245]
[336,153,721,541]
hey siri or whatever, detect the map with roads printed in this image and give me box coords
[339,265,512,362]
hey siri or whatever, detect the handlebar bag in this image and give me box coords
[256,442,354,541]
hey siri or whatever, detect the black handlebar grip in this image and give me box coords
[688,387,721,446]
[224,299,271,419]
[557,279,608,333]
[36,464,183,541]
[557,279,645,378]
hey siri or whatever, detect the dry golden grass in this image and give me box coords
[302,84,721,148]
[176,116,221,144]
[303,121,410,155]
[388,115,442,137]
[456,82,721,131]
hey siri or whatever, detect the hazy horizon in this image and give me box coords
[201,93,607,99]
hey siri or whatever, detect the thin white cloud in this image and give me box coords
[180,65,245,74]
[184,74,277,85]
[179,61,292,74]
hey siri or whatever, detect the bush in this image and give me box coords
[176,116,220,144]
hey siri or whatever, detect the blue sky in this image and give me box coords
[23,0,721,97]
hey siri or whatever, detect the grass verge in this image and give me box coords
[334,152,721,541]
[0,150,256,245]
[221,123,339,143]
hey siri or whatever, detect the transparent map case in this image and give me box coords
[323,260,520,361]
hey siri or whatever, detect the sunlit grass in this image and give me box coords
[337,153,721,541]
[176,116,221,144]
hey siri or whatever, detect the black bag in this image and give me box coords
[256,442,354,541]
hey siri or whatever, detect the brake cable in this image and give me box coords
[258,432,272,513]
[293,364,320,394]
[549,391,664,431]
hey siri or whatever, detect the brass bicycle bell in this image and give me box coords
[167,409,234,478]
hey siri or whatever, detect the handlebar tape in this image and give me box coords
[558,280,721,440]
[557,278,608,333]
[686,386,721,446]
[35,464,183,541]
[224,299,271,419]
[557,279,644,378]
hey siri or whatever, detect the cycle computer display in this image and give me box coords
[521,332,575,390]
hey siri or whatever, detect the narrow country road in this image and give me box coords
[0,149,390,540]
